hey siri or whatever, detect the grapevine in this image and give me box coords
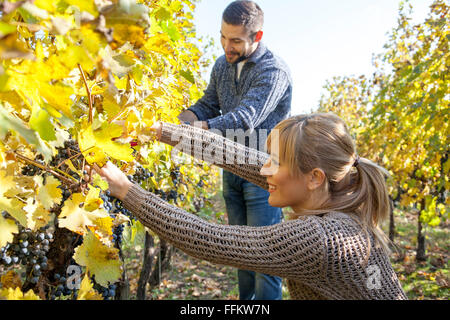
[0,0,219,300]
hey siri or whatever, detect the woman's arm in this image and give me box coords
[87,162,325,282]
[156,122,269,190]
[122,183,326,281]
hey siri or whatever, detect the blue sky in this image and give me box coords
[193,0,433,116]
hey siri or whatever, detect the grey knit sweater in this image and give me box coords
[188,42,292,151]
[122,123,408,300]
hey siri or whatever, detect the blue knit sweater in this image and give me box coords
[188,42,292,150]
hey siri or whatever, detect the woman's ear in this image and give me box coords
[307,168,326,191]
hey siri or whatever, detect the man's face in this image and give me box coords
[220,21,257,64]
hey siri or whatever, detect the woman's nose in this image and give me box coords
[260,161,272,176]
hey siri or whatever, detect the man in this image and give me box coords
[178,0,292,300]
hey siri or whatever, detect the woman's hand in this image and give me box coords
[85,162,133,201]
[150,122,162,141]
[84,122,162,200]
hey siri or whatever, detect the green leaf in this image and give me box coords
[0,22,17,37]
[154,7,171,21]
[160,20,181,42]
[180,69,195,84]
[0,103,52,160]
[29,107,57,141]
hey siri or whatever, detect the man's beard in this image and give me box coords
[225,51,248,65]
[226,43,259,64]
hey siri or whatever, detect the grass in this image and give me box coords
[384,209,449,300]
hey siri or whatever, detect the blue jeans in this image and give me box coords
[222,171,283,300]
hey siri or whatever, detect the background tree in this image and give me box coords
[319,0,449,261]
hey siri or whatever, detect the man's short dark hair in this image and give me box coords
[222,1,264,36]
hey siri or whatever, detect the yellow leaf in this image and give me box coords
[34,175,62,210]
[92,174,109,191]
[73,231,122,287]
[0,287,40,300]
[102,95,122,120]
[64,0,99,18]
[29,105,56,141]
[0,169,26,227]
[65,159,79,174]
[30,205,51,231]
[23,198,51,231]
[59,46,94,72]
[88,215,114,243]
[0,215,18,248]
[39,83,74,118]
[34,0,56,12]
[112,24,146,48]
[58,193,112,239]
[77,273,103,300]
[78,121,134,165]
[84,185,102,211]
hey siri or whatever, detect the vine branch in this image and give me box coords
[14,152,77,186]
[78,63,94,124]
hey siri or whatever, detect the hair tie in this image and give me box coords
[353,155,361,167]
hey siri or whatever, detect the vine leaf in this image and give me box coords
[78,121,134,166]
[77,272,103,300]
[34,175,62,210]
[0,169,26,227]
[0,287,41,300]
[0,215,18,248]
[73,231,122,287]
[23,198,51,231]
[58,192,112,241]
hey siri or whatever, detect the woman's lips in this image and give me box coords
[268,183,277,193]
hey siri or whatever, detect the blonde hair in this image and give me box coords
[267,113,392,256]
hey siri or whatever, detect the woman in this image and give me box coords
[88,113,407,300]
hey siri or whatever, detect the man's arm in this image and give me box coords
[182,63,221,125]
[206,68,290,132]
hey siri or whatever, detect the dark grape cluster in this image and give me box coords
[171,168,181,185]
[133,165,153,184]
[98,190,131,248]
[0,222,53,286]
[50,140,81,166]
[21,162,43,176]
[49,258,83,300]
[100,191,132,217]
[112,224,125,247]
[50,139,82,181]
[51,273,76,299]
[91,282,117,300]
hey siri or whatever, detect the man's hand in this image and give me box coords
[85,162,133,201]
[194,121,209,130]
[178,110,209,130]
[178,110,198,124]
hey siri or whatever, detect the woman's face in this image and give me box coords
[260,153,311,212]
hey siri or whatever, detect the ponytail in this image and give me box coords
[353,157,392,256]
